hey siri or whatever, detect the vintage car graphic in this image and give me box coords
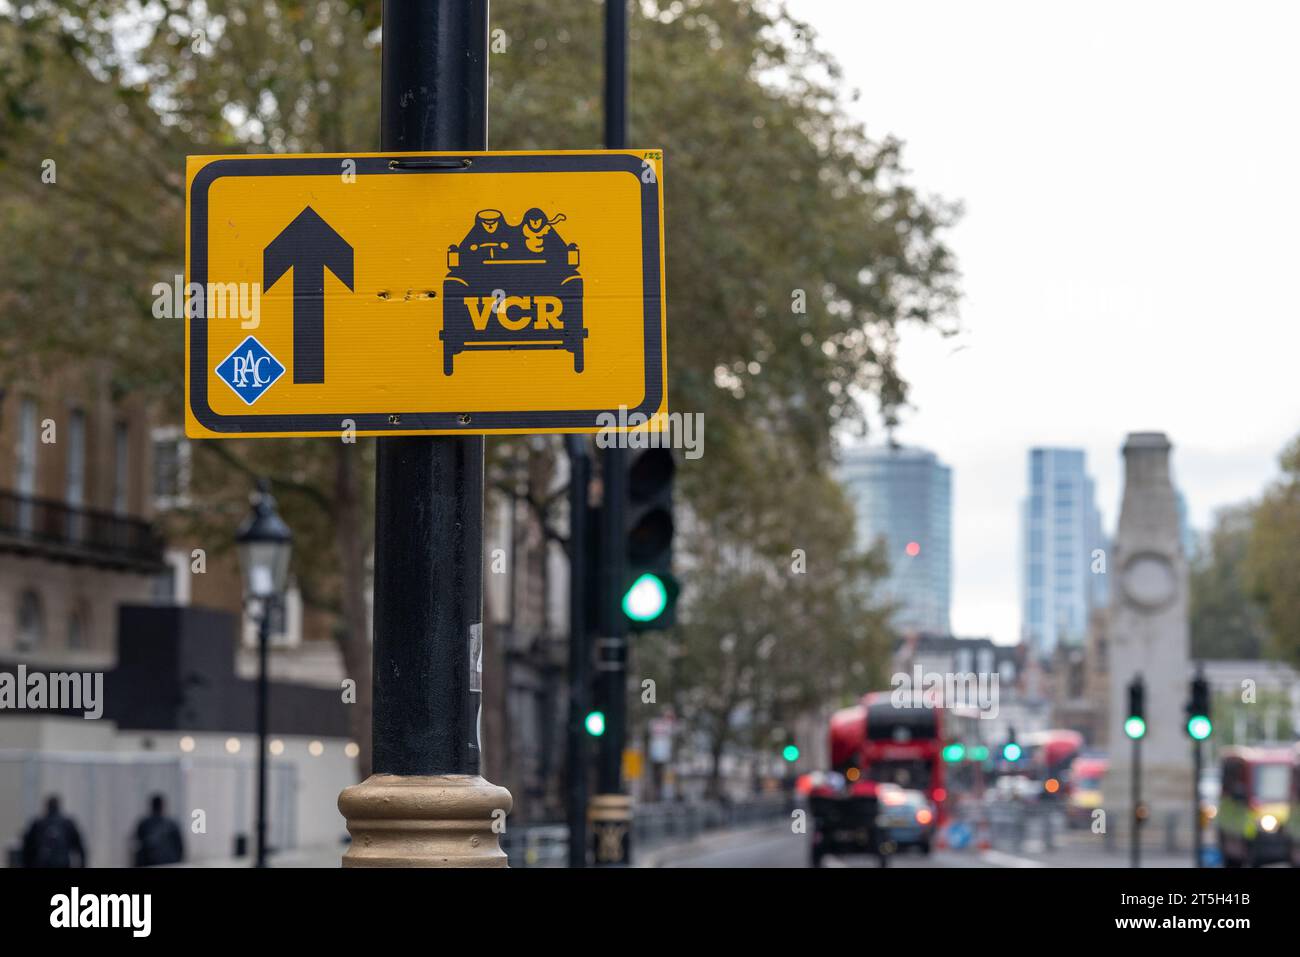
[440,207,587,375]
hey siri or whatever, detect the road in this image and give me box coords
[653,812,1205,869]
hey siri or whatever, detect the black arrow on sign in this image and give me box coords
[263,206,355,384]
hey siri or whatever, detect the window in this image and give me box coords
[153,548,193,605]
[68,601,90,651]
[66,409,86,541]
[66,408,86,506]
[16,590,44,651]
[151,426,191,509]
[16,399,37,533]
[113,421,130,515]
[16,399,37,493]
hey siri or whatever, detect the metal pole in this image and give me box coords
[1131,735,1141,869]
[589,0,632,867]
[372,0,487,779]
[605,0,628,151]
[255,602,270,868]
[340,0,511,867]
[1193,739,1203,867]
[565,436,590,867]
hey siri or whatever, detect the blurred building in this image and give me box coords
[0,606,354,866]
[839,444,952,634]
[891,633,1036,745]
[1019,448,1108,656]
[1047,608,1111,746]
[0,365,355,864]
[482,442,572,825]
[0,368,163,666]
[1199,659,1299,747]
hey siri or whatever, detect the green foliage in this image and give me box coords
[1245,436,1300,668]
[1189,504,1271,660]
[0,1,960,777]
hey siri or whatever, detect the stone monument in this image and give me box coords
[1104,432,1192,846]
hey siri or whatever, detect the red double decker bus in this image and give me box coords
[829,692,956,821]
[809,692,989,864]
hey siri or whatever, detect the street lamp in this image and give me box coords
[235,479,292,868]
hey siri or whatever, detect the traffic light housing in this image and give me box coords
[1125,675,1147,740]
[1186,671,1212,741]
[1002,727,1021,763]
[585,710,606,737]
[621,447,678,631]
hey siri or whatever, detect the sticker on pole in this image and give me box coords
[184,150,667,438]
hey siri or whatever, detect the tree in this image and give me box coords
[0,0,958,785]
[1245,436,1300,668]
[636,446,895,797]
[1189,504,1270,660]
[0,0,382,773]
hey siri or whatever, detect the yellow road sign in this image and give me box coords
[622,748,644,781]
[184,150,667,438]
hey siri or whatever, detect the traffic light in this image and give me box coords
[1002,727,1021,762]
[942,742,966,762]
[585,710,606,737]
[1186,671,1212,741]
[782,744,800,763]
[621,448,678,630]
[1125,675,1147,740]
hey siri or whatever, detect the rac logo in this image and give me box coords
[215,335,286,405]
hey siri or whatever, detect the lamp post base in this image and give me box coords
[339,774,513,868]
[588,793,632,866]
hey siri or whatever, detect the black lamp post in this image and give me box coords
[235,479,292,868]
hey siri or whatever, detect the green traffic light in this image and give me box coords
[1187,715,1212,741]
[622,573,668,623]
[585,710,606,737]
[1124,716,1147,740]
[782,744,800,762]
[971,745,990,762]
[942,742,966,762]
[1002,742,1022,762]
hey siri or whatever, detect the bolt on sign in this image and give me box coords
[184,150,667,438]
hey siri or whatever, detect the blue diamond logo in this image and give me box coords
[215,336,286,405]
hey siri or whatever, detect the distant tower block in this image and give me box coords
[1104,433,1192,847]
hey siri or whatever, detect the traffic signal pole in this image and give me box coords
[1188,665,1211,868]
[1131,733,1141,869]
[1125,673,1145,869]
[590,0,633,867]
[565,436,591,867]
[339,0,512,867]
[1192,734,1203,868]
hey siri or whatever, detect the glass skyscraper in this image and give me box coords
[1020,448,1108,655]
[839,444,952,634]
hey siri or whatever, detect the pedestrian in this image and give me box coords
[21,796,86,868]
[132,793,184,867]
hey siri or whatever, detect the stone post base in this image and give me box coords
[338,774,513,868]
[589,793,633,866]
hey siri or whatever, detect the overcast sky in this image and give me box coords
[796,0,1300,643]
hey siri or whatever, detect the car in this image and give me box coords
[876,786,937,854]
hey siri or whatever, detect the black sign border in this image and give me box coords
[188,153,664,434]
